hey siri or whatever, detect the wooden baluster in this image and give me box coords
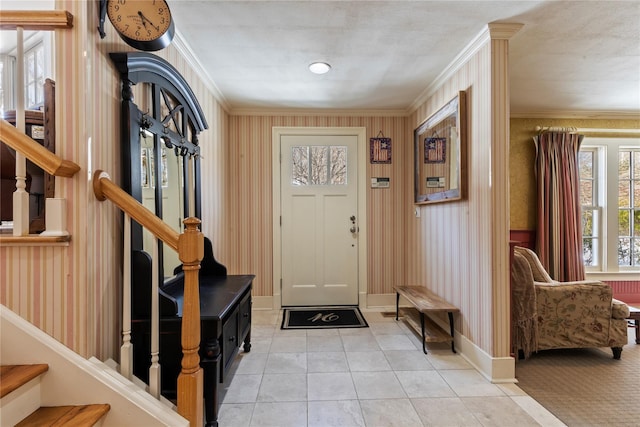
[13,26,29,236]
[149,236,161,398]
[176,217,204,427]
[121,214,133,379]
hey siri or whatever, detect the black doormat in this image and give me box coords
[281,306,369,329]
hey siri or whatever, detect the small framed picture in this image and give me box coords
[424,137,446,163]
[370,137,392,164]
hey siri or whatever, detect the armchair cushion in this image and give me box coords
[514,246,554,283]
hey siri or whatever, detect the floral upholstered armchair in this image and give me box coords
[511,246,630,359]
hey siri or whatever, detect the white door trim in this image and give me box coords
[272,127,368,310]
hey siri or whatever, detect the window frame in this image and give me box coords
[580,137,640,277]
[0,32,52,114]
[579,147,601,268]
[24,41,45,109]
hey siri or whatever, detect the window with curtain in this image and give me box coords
[579,138,640,271]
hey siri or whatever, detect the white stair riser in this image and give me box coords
[0,376,42,426]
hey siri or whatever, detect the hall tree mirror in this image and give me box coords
[139,126,185,276]
[110,52,207,278]
[414,91,467,204]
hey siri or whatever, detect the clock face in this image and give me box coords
[107,0,174,51]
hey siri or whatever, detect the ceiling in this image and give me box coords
[170,0,640,117]
[2,1,639,117]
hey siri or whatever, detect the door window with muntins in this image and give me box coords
[291,145,347,185]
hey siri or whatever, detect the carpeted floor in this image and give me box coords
[515,328,639,426]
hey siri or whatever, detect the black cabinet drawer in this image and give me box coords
[221,306,239,380]
[239,292,251,342]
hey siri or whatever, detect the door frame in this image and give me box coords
[272,127,368,310]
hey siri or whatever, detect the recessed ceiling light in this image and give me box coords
[309,62,331,74]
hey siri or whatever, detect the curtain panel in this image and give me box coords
[533,132,585,281]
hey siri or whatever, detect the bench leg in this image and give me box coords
[420,312,427,354]
[395,292,400,321]
[448,312,456,353]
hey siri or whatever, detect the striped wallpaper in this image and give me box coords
[0,0,228,361]
[224,115,407,298]
[405,31,513,357]
[223,27,516,358]
[1,7,518,365]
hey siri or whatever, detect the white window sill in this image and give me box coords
[585,272,640,281]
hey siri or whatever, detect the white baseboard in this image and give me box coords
[251,295,276,310]
[363,293,396,308]
[456,333,516,383]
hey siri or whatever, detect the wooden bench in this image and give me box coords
[395,286,460,354]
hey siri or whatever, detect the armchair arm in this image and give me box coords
[541,280,605,286]
[611,299,630,319]
[534,282,616,347]
[536,281,630,319]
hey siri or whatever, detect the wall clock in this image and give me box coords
[101,0,175,51]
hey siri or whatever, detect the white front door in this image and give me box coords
[280,134,359,306]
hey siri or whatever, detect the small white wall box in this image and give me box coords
[371,177,390,188]
[426,177,445,188]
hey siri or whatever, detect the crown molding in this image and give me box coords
[229,107,409,117]
[172,29,230,112]
[409,23,523,114]
[487,22,524,40]
[510,110,640,120]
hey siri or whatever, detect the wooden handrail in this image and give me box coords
[1,119,80,178]
[93,170,179,250]
[94,170,203,426]
[0,10,73,30]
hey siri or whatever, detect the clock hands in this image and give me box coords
[138,11,160,32]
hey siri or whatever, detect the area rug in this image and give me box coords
[515,329,639,426]
[281,306,368,329]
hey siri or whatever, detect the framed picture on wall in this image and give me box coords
[370,136,392,164]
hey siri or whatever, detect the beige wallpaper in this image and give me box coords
[223,31,514,359]
[224,115,408,298]
[0,0,228,361]
[1,6,530,365]
[406,37,512,357]
[510,118,640,231]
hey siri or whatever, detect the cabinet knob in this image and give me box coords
[229,336,235,342]
[243,313,249,318]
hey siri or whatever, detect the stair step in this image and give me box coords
[16,404,110,427]
[0,364,49,398]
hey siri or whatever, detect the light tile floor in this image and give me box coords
[218,309,566,427]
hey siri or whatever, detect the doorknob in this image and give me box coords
[350,226,358,233]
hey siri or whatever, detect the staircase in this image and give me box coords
[1,364,109,426]
[0,305,189,427]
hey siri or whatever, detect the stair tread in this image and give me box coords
[0,364,49,398]
[16,404,111,427]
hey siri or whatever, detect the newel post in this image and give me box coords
[176,217,204,426]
